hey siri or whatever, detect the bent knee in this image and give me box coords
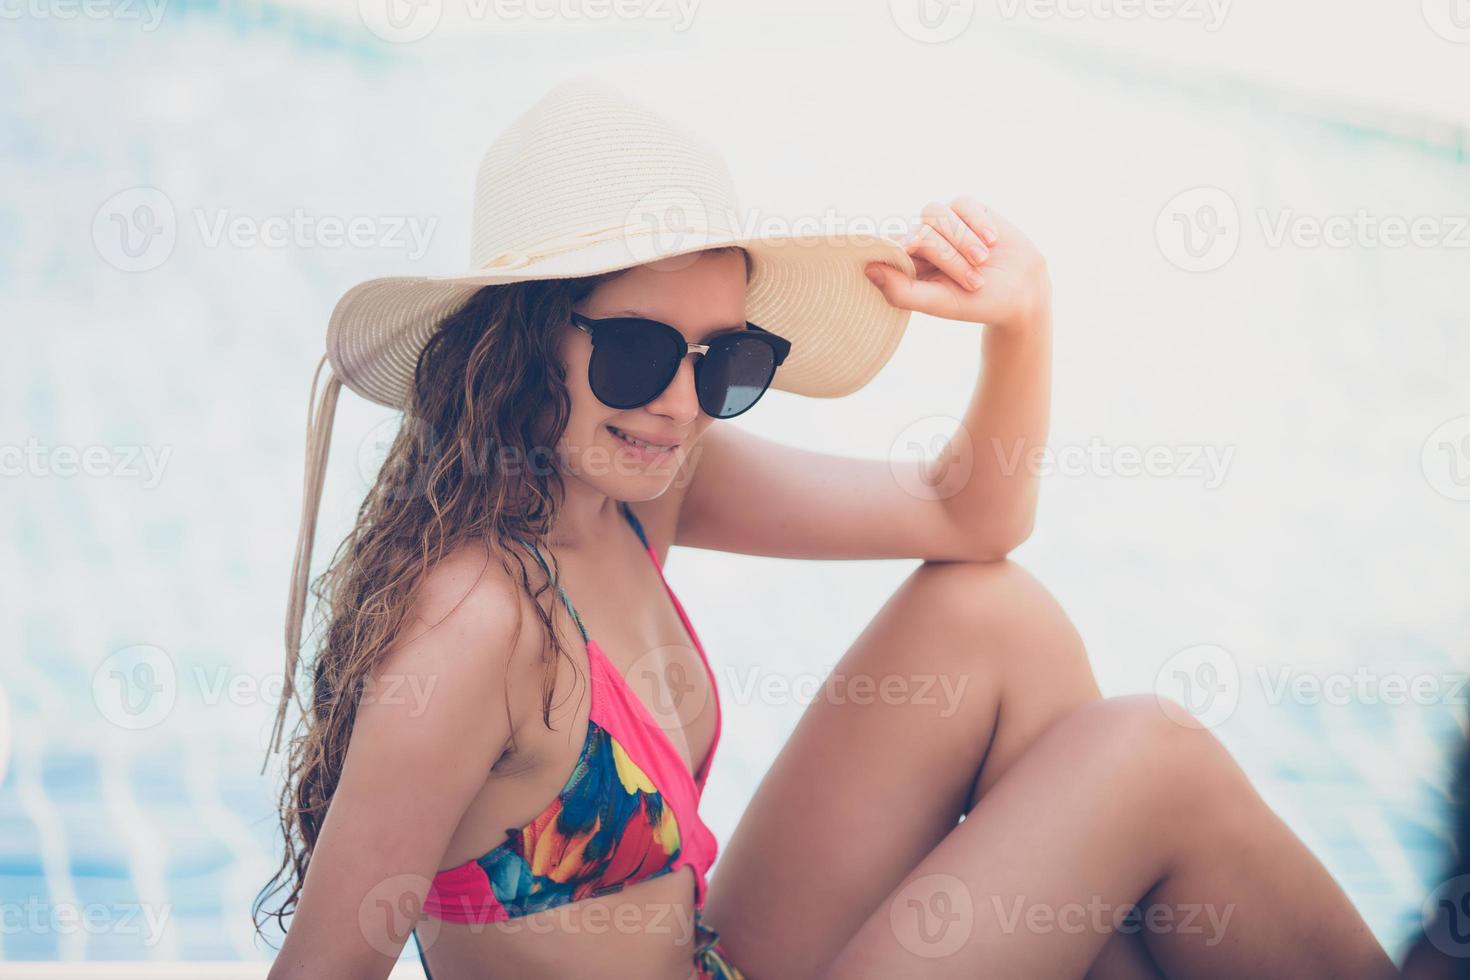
[1052,694,1250,812]
[909,559,1091,678]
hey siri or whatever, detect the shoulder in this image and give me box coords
[375,540,546,704]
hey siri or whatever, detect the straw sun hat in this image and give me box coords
[270,76,917,757]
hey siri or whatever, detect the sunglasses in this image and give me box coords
[570,311,792,420]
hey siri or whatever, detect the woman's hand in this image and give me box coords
[865,196,1050,333]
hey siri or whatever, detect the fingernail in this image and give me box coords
[866,266,884,284]
[982,227,999,245]
[968,244,988,263]
[966,270,985,289]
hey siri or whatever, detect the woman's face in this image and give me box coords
[555,248,749,502]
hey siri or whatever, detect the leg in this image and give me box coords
[704,559,1151,978]
[817,696,1396,979]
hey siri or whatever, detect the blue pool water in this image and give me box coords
[3,0,1468,966]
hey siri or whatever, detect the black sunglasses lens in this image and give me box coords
[588,319,682,408]
[698,334,778,418]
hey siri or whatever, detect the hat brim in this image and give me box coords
[326,231,916,409]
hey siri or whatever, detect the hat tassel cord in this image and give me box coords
[263,354,342,775]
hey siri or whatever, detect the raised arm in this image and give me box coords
[267,548,530,979]
[675,197,1052,564]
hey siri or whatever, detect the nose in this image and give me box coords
[644,353,702,425]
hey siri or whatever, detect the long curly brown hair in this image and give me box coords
[254,248,749,941]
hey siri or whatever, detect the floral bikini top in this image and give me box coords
[420,501,724,924]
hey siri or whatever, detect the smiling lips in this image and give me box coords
[606,424,680,453]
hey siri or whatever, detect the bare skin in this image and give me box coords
[269,201,1396,979]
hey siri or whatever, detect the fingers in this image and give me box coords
[864,263,957,320]
[952,195,1000,247]
[905,199,994,291]
[908,201,985,290]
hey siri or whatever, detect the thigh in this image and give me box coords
[703,559,1100,980]
[819,697,1396,980]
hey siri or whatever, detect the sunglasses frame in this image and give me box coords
[569,311,792,419]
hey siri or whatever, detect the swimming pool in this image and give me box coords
[4,0,1467,969]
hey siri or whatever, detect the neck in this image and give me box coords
[544,476,622,552]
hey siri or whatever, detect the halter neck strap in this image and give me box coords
[508,500,647,647]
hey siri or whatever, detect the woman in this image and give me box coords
[258,79,1396,979]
